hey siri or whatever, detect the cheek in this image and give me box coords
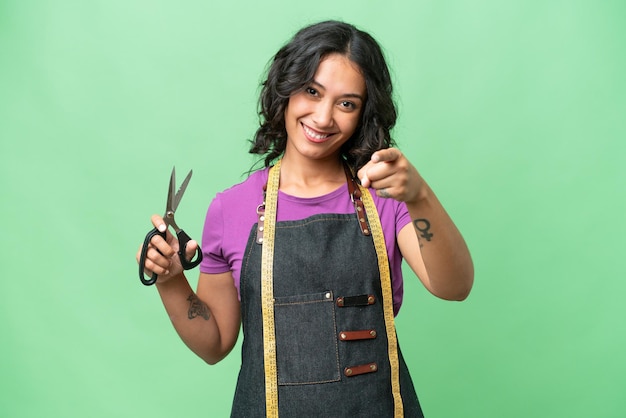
[284,103,297,128]
[342,112,362,134]
[286,94,308,115]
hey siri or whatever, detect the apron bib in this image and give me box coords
[231,162,423,417]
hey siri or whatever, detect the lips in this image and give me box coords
[302,123,334,143]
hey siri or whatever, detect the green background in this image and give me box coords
[2,1,624,417]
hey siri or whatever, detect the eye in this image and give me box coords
[340,101,357,110]
[305,87,319,96]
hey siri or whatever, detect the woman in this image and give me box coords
[138,20,473,417]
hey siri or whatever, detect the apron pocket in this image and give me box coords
[274,290,340,385]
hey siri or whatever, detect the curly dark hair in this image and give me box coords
[249,20,397,172]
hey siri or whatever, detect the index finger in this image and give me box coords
[371,148,401,163]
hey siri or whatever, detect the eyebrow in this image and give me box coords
[311,79,365,101]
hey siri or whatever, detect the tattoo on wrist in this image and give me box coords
[187,294,211,320]
[413,218,433,242]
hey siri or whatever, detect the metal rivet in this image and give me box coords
[325,292,331,299]
[260,215,265,221]
[367,296,375,304]
[364,229,369,234]
[356,206,362,211]
[370,330,377,337]
[345,368,353,376]
[370,364,377,371]
[259,226,264,232]
[359,217,366,222]
[258,238,263,243]
[340,333,347,340]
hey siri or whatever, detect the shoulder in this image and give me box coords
[206,168,268,226]
[367,188,411,233]
[216,168,268,203]
[210,168,268,215]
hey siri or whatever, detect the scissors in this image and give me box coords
[138,167,203,286]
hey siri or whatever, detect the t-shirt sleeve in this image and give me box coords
[200,195,231,274]
[396,202,412,235]
[371,194,412,316]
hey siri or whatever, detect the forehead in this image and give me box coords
[313,53,366,96]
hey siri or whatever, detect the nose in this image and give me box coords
[311,100,334,128]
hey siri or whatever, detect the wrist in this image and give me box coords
[155,271,187,288]
[405,182,432,207]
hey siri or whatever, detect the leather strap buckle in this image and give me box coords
[344,164,371,236]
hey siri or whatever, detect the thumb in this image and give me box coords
[359,172,371,188]
[185,239,199,261]
[358,161,374,187]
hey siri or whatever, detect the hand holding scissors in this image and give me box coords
[138,167,203,286]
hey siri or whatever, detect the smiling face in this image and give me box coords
[283,53,367,164]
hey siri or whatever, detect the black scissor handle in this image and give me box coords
[138,227,203,286]
[138,227,166,286]
[176,229,203,270]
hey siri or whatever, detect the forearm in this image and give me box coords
[155,274,231,364]
[405,184,474,300]
[356,148,474,300]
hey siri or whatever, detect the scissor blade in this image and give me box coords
[166,167,177,213]
[171,169,193,212]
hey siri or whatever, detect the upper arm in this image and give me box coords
[196,271,241,358]
[397,222,433,293]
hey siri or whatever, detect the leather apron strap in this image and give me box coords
[259,159,404,417]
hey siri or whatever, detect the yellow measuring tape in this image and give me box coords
[261,160,281,418]
[360,183,404,417]
[260,160,403,417]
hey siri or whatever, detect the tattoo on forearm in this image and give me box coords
[187,294,211,320]
[413,218,433,243]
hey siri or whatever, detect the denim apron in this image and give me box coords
[230,167,424,418]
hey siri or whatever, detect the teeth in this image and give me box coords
[303,124,331,140]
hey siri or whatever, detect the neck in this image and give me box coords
[278,154,346,197]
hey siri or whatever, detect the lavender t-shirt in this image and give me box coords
[200,168,412,315]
